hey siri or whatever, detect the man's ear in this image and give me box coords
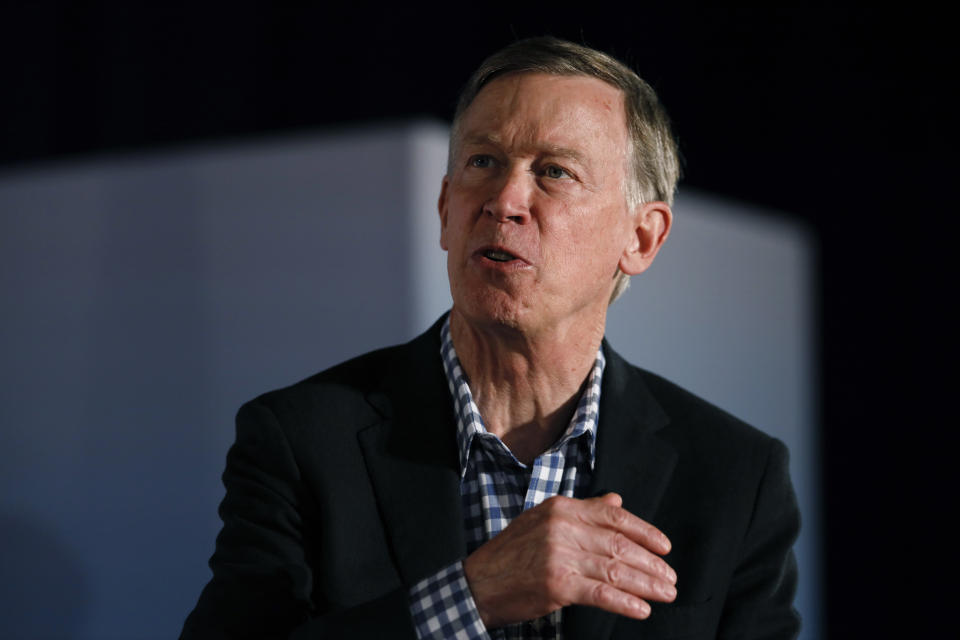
[619,201,672,276]
[438,176,450,251]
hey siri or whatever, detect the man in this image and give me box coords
[182,37,800,639]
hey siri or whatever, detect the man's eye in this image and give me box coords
[470,155,494,168]
[544,165,571,179]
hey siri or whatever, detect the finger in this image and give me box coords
[576,528,677,585]
[581,498,672,555]
[568,574,654,620]
[578,551,678,603]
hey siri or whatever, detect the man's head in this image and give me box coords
[439,38,674,337]
[447,37,679,303]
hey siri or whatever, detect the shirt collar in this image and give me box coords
[439,316,605,478]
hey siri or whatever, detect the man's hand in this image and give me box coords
[462,493,677,629]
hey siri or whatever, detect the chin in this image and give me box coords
[452,288,531,333]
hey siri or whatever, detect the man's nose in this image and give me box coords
[483,168,532,224]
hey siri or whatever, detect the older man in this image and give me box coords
[182,37,800,640]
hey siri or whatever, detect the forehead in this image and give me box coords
[458,73,629,158]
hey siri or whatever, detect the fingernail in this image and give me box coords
[662,584,677,599]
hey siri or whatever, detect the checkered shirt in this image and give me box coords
[409,317,605,639]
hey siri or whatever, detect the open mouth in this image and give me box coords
[483,249,518,262]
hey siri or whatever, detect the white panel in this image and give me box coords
[407,122,454,330]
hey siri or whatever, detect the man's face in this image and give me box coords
[439,72,638,336]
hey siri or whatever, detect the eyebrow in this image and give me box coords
[461,133,588,165]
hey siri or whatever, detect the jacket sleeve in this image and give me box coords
[179,400,419,640]
[718,438,802,640]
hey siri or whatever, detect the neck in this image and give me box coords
[449,308,605,464]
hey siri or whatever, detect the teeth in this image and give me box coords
[484,250,515,262]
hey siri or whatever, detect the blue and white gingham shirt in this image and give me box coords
[409,317,606,639]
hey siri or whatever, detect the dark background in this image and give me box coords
[2,4,951,636]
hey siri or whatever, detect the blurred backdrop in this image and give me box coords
[0,5,950,639]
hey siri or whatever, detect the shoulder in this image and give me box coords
[644,368,774,445]
[248,343,400,416]
[238,317,446,440]
[604,342,785,467]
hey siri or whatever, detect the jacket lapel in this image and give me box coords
[357,320,467,586]
[565,342,678,640]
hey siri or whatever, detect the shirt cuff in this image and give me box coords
[409,560,489,640]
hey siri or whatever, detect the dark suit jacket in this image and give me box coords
[181,317,800,639]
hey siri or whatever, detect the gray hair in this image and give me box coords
[448,36,680,302]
